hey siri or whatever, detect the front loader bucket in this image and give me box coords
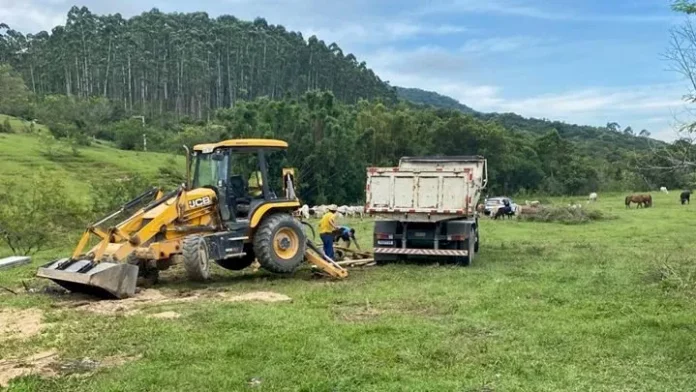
[37,258,138,299]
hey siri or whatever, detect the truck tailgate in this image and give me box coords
[367,169,476,214]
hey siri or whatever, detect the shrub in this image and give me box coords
[89,174,154,217]
[0,174,87,255]
[519,206,613,225]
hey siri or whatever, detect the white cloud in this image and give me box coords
[459,36,552,54]
[0,0,66,32]
[416,0,676,23]
[366,44,687,140]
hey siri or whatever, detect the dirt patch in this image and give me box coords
[0,308,44,342]
[0,350,58,387]
[59,289,292,317]
[56,354,141,375]
[224,291,291,303]
[148,311,180,319]
[0,350,140,386]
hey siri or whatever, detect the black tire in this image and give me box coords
[126,253,160,287]
[474,227,480,253]
[454,227,476,266]
[215,245,256,271]
[182,236,211,281]
[253,213,306,274]
[374,254,398,265]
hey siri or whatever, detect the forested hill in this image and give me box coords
[0,7,396,118]
[397,87,657,152]
[395,87,476,114]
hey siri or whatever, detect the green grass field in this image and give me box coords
[0,132,183,197]
[1,192,695,391]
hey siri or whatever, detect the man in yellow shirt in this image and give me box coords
[318,204,339,259]
[248,171,263,198]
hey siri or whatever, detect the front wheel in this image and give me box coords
[253,214,307,274]
[182,236,211,281]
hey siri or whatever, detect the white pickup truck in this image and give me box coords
[365,156,487,265]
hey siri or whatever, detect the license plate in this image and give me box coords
[414,232,426,237]
[377,240,394,246]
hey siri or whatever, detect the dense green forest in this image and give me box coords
[395,87,476,114]
[0,7,687,205]
[0,7,395,119]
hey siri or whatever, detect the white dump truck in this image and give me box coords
[365,156,487,265]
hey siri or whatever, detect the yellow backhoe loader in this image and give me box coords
[36,139,347,299]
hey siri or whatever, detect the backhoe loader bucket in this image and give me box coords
[37,258,138,299]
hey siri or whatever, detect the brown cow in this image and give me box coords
[625,194,652,208]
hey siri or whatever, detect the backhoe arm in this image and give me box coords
[304,241,348,279]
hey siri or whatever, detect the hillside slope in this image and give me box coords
[396,87,657,151]
[0,132,184,197]
[396,87,476,114]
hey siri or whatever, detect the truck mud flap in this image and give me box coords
[373,248,468,257]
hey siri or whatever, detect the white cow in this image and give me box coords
[350,206,365,219]
[337,205,353,217]
[660,186,669,194]
[297,204,310,220]
[588,192,598,202]
[312,205,328,217]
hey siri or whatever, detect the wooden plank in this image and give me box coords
[0,256,31,270]
[336,258,375,267]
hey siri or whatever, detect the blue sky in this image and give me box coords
[1,0,692,139]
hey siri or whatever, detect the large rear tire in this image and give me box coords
[253,214,306,274]
[182,236,211,281]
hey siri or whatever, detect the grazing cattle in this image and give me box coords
[493,205,515,220]
[680,191,691,205]
[350,206,365,219]
[588,192,598,202]
[660,186,669,194]
[625,194,653,208]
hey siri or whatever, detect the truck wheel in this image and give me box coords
[254,214,306,274]
[215,245,255,271]
[374,254,398,265]
[182,236,211,281]
[474,227,480,253]
[455,228,476,266]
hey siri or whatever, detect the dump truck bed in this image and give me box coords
[366,156,487,222]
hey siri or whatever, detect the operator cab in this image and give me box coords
[190,139,296,225]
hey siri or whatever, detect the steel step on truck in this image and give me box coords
[366,156,487,265]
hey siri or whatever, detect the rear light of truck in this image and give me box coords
[376,233,393,240]
[447,234,465,241]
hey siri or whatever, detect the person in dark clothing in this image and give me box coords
[333,226,360,250]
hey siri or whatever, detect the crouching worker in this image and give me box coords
[318,204,339,259]
[334,226,360,250]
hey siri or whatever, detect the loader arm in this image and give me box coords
[304,241,348,279]
[36,186,216,299]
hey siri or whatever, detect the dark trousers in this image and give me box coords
[320,233,335,259]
